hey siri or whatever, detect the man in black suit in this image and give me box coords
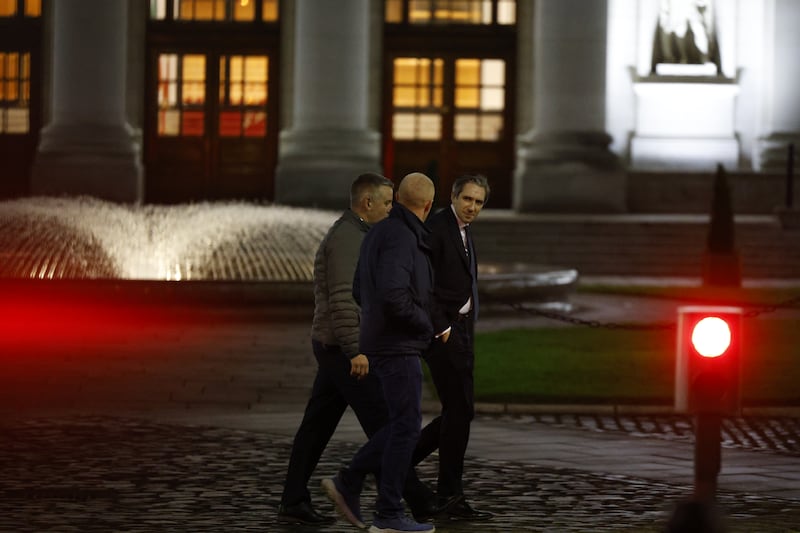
[414,174,493,521]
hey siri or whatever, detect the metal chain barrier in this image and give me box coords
[506,293,800,331]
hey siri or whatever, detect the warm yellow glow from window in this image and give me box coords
[393,58,443,111]
[262,0,278,21]
[153,0,278,21]
[456,59,480,85]
[401,0,513,25]
[497,0,515,24]
[24,0,41,17]
[182,55,206,105]
[0,0,15,16]
[385,0,403,22]
[244,56,267,105]
[233,0,254,21]
[409,0,431,22]
[0,52,30,134]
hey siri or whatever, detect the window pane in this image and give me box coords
[24,0,41,17]
[394,59,418,85]
[455,87,479,108]
[182,55,206,105]
[194,0,214,19]
[497,0,515,24]
[455,113,478,140]
[150,0,166,19]
[394,87,416,107]
[480,87,504,110]
[230,56,243,82]
[7,107,28,133]
[385,0,402,22]
[0,0,16,16]
[220,110,242,136]
[182,110,204,135]
[262,0,278,21]
[418,113,441,140]
[481,0,492,23]
[243,110,266,136]
[159,109,180,135]
[456,59,480,85]
[409,0,431,22]
[482,59,504,85]
[479,114,503,140]
[233,0,255,21]
[393,113,415,140]
[245,56,268,81]
[176,0,192,19]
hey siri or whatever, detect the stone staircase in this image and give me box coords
[472,212,799,279]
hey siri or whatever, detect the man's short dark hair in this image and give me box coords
[452,174,490,204]
[350,173,394,207]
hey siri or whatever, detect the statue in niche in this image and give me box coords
[651,0,721,74]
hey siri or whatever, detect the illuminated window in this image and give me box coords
[219,55,268,137]
[149,0,278,22]
[158,54,206,136]
[454,58,504,141]
[392,57,444,140]
[0,51,30,134]
[0,0,40,17]
[385,0,514,25]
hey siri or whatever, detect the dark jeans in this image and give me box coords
[414,317,475,499]
[281,340,388,506]
[339,355,423,519]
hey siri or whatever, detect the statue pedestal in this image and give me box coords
[630,73,740,170]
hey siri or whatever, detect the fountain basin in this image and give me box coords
[478,262,579,304]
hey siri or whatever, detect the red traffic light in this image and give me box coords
[691,316,732,358]
[675,306,743,415]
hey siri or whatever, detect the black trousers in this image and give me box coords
[281,340,388,506]
[414,315,475,499]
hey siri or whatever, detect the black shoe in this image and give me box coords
[441,494,493,521]
[408,498,442,522]
[277,501,336,525]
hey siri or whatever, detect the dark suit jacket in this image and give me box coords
[426,206,477,334]
[353,201,434,356]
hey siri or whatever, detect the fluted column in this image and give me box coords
[31,0,142,203]
[514,0,626,212]
[275,0,380,208]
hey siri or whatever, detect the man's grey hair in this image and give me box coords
[452,174,490,204]
[350,173,394,207]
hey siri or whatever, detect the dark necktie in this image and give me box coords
[464,225,479,320]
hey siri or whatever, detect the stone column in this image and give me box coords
[756,0,800,173]
[514,0,626,212]
[275,0,381,209]
[31,0,142,203]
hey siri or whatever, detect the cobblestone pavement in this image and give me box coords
[1,415,800,533]
[504,413,800,455]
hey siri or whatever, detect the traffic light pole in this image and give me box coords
[694,413,722,500]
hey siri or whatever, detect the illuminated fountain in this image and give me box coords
[0,197,576,306]
[0,197,336,281]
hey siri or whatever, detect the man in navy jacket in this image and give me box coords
[322,172,437,533]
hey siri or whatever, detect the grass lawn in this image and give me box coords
[469,287,800,406]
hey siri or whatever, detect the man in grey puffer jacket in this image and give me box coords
[278,173,394,525]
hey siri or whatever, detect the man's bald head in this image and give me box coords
[396,172,435,221]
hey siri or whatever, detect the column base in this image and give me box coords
[275,128,381,209]
[514,131,627,213]
[31,123,143,203]
[756,133,800,173]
